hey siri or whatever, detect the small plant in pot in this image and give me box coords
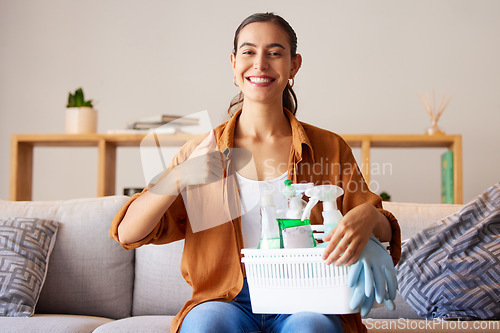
[379,191,391,201]
[66,88,97,133]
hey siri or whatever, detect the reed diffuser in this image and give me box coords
[417,90,454,135]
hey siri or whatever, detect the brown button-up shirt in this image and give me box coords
[110,109,401,333]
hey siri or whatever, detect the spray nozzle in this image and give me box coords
[279,181,314,220]
[301,185,344,221]
[281,180,314,198]
[301,197,319,221]
[306,185,344,210]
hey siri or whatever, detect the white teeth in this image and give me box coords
[249,77,272,83]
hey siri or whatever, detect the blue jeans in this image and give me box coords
[180,279,344,333]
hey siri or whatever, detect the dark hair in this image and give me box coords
[228,12,299,116]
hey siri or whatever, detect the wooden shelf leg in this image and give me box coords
[453,136,463,204]
[361,139,371,185]
[10,140,33,201]
[97,140,117,196]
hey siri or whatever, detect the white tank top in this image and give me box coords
[235,172,287,248]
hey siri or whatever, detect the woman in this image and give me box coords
[110,12,401,333]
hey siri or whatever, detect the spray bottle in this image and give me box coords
[258,191,281,249]
[276,180,316,248]
[301,185,344,247]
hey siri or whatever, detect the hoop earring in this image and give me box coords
[288,77,295,88]
[233,76,239,87]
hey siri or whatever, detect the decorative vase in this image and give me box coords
[426,119,445,135]
[65,107,97,133]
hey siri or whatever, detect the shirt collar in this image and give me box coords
[217,108,314,163]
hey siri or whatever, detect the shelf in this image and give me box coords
[9,133,198,201]
[341,134,462,204]
[9,133,462,203]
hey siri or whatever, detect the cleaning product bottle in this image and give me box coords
[257,192,281,249]
[276,180,316,248]
[301,185,344,247]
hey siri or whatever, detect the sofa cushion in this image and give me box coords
[0,314,113,333]
[93,315,174,333]
[382,201,462,241]
[132,240,192,316]
[367,292,420,319]
[0,196,133,319]
[0,217,58,317]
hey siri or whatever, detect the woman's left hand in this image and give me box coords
[321,203,386,266]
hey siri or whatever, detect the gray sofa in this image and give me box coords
[0,196,497,332]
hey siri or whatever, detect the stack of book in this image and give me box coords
[129,114,199,130]
[108,114,199,134]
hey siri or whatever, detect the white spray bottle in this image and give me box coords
[258,192,281,249]
[301,185,344,247]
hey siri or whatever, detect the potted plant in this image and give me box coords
[379,191,391,201]
[65,88,97,133]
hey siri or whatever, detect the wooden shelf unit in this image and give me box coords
[341,134,462,204]
[10,133,462,203]
[9,133,197,201]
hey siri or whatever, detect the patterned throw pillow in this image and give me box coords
[0,217,59,317]
[397,182,500,320]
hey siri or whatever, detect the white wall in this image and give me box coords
[1,0,499,203]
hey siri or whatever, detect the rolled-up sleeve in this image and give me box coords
[109,189,188,250]
[377,208,401,265]
[108,134,209,250]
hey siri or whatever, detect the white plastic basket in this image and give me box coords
[241,247,358,314]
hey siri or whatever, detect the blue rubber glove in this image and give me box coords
[347,235,398,316]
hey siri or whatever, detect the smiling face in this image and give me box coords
[231,22,301,108]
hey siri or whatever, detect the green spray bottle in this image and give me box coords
[276,180,316,248]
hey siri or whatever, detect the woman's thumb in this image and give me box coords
[189,130,216,159]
